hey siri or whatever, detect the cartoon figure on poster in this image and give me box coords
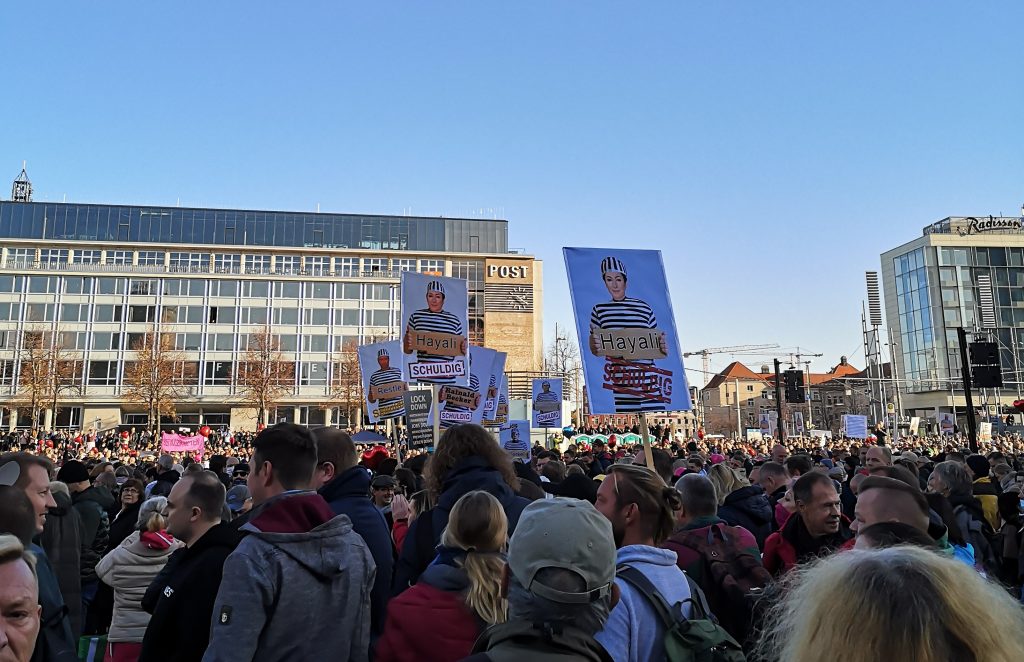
[794,411,805,437]
[482,352,507,419]
[401,272,469,386]
[437,346,495,428]
[484,375,510,427]
[358,341,408,423]
[938,412,955,435]
[759,413,771,437]
[531,378,563,429]
[564,248,691,414]
[500,420,532,464]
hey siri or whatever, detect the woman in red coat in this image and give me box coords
[376,490,508,662]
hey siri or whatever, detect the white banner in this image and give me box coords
[842,414,869,439]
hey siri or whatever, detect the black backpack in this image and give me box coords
[616,564,746,662]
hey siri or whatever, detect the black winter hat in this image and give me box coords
[56,460,90,484]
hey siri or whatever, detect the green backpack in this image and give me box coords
[616,565,746,662]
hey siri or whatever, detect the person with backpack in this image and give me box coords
[928,460,1002,579]
[594,464,743,662]
[665,473,770,646]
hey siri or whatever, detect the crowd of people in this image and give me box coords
[2,422,1024,661]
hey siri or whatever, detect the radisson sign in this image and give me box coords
[965,216,1024,234]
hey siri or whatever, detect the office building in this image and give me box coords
[0,176,542,430]
[881,216,1024,416]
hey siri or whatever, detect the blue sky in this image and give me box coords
[3,2,1023,385]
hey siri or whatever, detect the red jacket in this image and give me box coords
[375,582,481,662]
[762,514,853,576]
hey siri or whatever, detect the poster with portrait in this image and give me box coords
[484,373,510,427]
[482,351,508,419]
[759,413,771,437]
[564,248,691,414]
[400,271,469,386]
[531,378,563,429]
[793,411,805,437]
[500,420,532,464]
[436,345,496,428]
[358,341,408,423]
[937,412,955,435]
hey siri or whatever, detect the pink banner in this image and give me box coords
[161,433,206,453]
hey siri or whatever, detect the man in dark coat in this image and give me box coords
[40,482,82,642]
[314,428,393,644]
[140,470,238,662]
[56,459,113,628]
[0,454,78,662]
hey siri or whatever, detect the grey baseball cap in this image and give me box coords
[508,498,616,604]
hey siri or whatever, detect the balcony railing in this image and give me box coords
[1,261,407,279]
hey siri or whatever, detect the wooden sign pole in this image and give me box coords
[638,413,655,472]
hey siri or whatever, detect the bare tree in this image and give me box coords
[545,323,583,423]
[327,339,364,427]
[122,327,188,438]
[47,329,84,428]
[11,327,51,430]
[236,326,295,427]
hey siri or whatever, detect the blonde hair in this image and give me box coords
[755,546,1024,662]
[440,490,508,625]
[707,463,750,506]
[0,533,36,580]
[137,496,168,533]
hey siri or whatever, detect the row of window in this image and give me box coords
[5,247,446,274]
[0,275,399,300]
[0,329,377,354]
[0,359,348,387]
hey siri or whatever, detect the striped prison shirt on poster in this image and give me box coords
[369,367,405,401]
[407,308,465,383]
[441,373,481,428]
[590,297,663,413]
[534,390,560,405]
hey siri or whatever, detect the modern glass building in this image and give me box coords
[0,199,543,431]
[881,216,1024,414]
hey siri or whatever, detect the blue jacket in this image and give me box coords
[393,457,528,594]
[595,545,691,662]
[320,467,394,639]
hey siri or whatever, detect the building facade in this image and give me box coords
[0,199,542,431]
[881,216,1024,415]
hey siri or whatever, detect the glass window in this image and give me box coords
[340,284,360,300]
[420,259,444,274]
[212,280,238,297]
[107,250,132,265]
[97,278,125,295]
[130,279,157,296]
[305,256,330,272]
[302,308,330,325]
[8,248,35,264]
[273,307,299,325]
[76,249,102,264]
[169,252,208,271]
[29,277,57,294]
[335,308,360,326]
[301,335,329,352]
[128,305,156,323]
[26,303,54,321]
[87,361,117,386]
[213,254,242,272]
[239,307,269,325]
[208,306,234,324]
[302,282,331,299]
[300,361,328,385]
[337,258,359,276]
[364,258,388,275]
[245,255,271,273]
[0,276,23,293]
[60,304,85,322]
[276,255,300,274]
[94,304,123,323]
[369,309,390,326]
[241,280,269,298]
[273,281,301,298]
[366,284,390,300]
[62,277,93,294]
[210,334,234,351]
[39,249,69,265]
[203,360,232,385]
[138,251,165,266]
[0,302,20,321]
[394,258,416,272]
[175,333,203,351]
[279,335,298,351]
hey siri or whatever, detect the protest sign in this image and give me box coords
[358,341,407,423]
[484,374,510,427]
[482,352,507,418]
[759,413,771,437]
[564,248,690,414]
[794,411,805,436]
[161,433,205,453]
[979,421,993,442]
[403,389,435,449]
[938,412,955,435]
[531,378,563,428]
[500,420,532,464]
[400,271,469,385]
[842,414,869,439]
[437,345,496,428]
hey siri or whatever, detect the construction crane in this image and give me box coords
[683,344,781,386]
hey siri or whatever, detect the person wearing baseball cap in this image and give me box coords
[465,498,619,661]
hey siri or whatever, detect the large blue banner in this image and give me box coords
[564,247,691,414]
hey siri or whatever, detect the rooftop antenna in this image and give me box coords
[11,161,32,202]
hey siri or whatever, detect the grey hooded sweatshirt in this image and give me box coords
[202,491,376,662]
